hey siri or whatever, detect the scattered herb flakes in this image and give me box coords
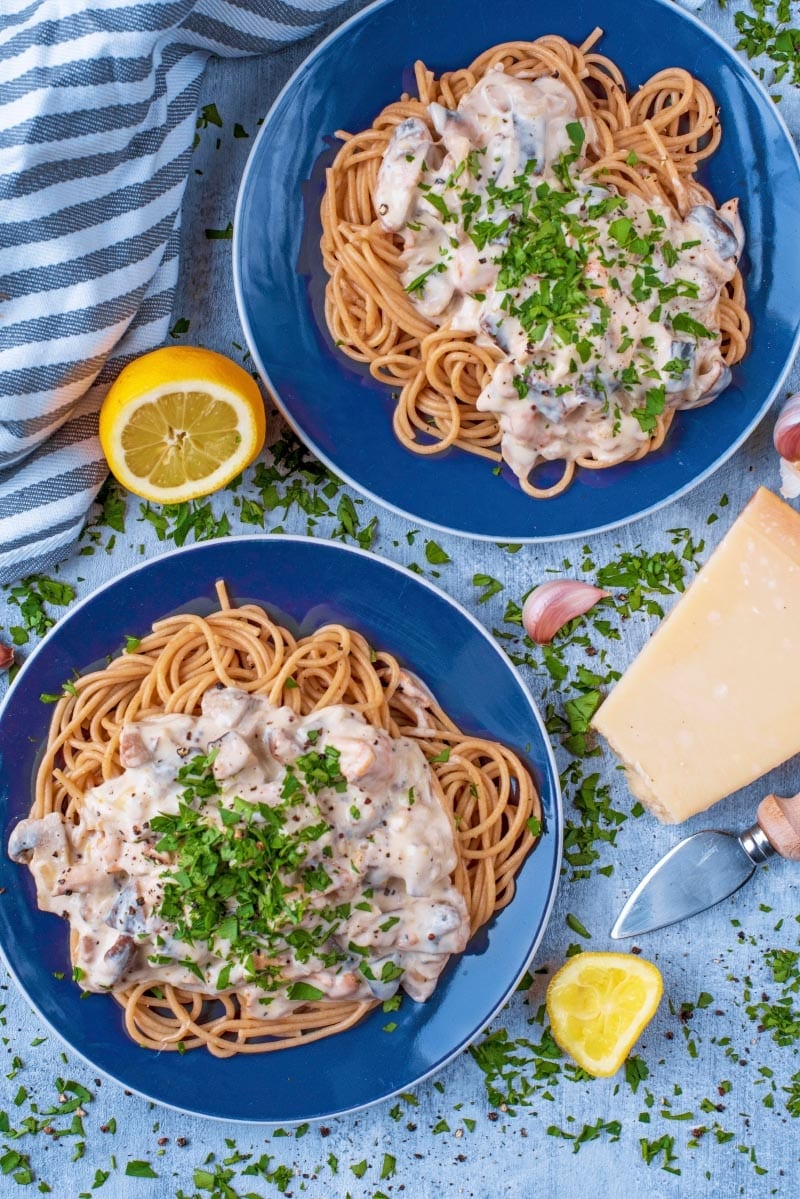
[565,913,591,939]
[492,533,699,880]
[734,0,800,97]
[238,431,341,532]
[473,573,503,602]
[557,1116,623,1154]
[624,1055,650,1094]
[560,769,627,880]
[4,575,76,645]
[595,542,692,618]
[745,944,800,1045]
[139,500,231,546]
[197,102,223,129]
[91,477,127,534]
[125,1160,158,1178]
[784,1069,800,1117]
[639,1133,680,1173]
[205,222,233,240]
[170,317,191,338]
[0,1147,34,1185]
[469,1025,564,1110]
[424,539,451,565]
[332,494,378,549]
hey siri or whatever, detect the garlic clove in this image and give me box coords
[522,580,610,645]
[774,393,800,463]
[780,457,800,500]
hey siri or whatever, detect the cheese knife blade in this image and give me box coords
[611,791,800,939]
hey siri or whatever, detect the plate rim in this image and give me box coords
[232,0,800,543]
[0,534,563,1123]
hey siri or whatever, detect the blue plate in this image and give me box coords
[0,539,560,1122]
[234,0,800,542]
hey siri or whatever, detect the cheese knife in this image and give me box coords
[611,792,800,939]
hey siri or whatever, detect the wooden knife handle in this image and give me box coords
[757,793,800,861]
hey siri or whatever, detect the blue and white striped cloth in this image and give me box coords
[0,0,351,584]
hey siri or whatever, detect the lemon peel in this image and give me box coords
[99,346,266,503]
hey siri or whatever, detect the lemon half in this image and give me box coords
[546,951,663,1077]
[99,346,266,503]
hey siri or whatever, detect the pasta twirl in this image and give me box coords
[320,31,750,498]
[18,583,540,1058]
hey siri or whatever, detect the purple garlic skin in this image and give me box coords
[774,395,800,499]
[774,393,800,460]
[522,580,610,645]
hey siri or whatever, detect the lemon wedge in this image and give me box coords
[546,951,663,1077]
[99,346,266,503]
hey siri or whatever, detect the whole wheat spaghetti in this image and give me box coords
[19,582,540,1058]
[321,31,750,497]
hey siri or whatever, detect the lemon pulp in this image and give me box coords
[120,391,244,488]
[99,347,266,503]
[546,951,663,1077]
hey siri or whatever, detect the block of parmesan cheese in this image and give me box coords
[592,487,800,823]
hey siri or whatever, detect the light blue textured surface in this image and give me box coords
[1,3,799,1195]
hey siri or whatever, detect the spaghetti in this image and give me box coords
[18,583,539,1057]
[320,31,750,497]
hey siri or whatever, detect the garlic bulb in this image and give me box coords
[774,394,800,463]
[774,395,800,499]
[522,580,610,644]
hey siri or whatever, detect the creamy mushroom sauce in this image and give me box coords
[375,70,743,481]
[10,687,469,1018]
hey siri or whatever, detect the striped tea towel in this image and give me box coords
[0,0,353,584]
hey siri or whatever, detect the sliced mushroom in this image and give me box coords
[396,669,436,708]
[429,103,475,164]
[201,686,258,730]
[415,902,467,950]
[699,361,732,402]
[511,112,546,174]
[400,954,447,1001]
[268,726,302,765]
[361,958,403,1001]
[208,730,257,780]
[687,204,741,261]
[8,813,66,864]
[102,934,137,985]
[480,311,514,355]
[374,117,432,232]
[336,730,395,789]
[119,725,151,769]
[8,819,42,864]
[664,340,695,393]
[104,883,148,935]
[528,384,567,424]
